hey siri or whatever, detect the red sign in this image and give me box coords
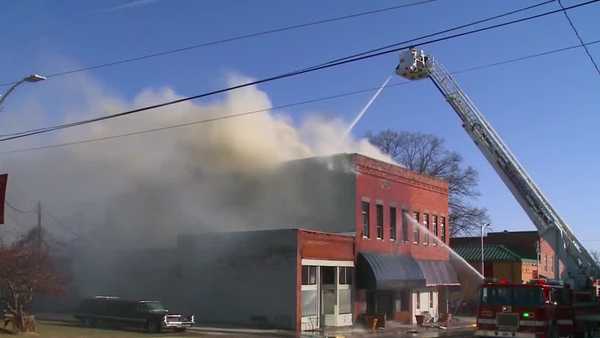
[0,174,6,224]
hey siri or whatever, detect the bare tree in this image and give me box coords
[0,227,65,332]
[590,250,600,266]
[367,129,489,235]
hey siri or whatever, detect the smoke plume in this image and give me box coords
[0,73,391,247]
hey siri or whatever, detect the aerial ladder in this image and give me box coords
[395,48,599,289]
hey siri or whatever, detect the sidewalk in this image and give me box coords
[301,316,476,338]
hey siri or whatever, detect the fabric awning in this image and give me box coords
[417,259,460,287]
[357,252,459,290]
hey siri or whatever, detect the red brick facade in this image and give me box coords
[352,154,450,260]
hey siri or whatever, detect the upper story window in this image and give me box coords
[402,209,409,242]
[440,216,446,243]
[376,204,384,240]
[390,207,397,241]
[413,212,420,244]
[361,201,370,239]
[423,213,430,245]
[433,215,438,238]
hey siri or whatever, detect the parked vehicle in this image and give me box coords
[476,279,600,338]
[74,296,194,333]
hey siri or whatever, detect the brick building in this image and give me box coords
[71,153,458,331]
[453,244,538,283]
[451,230,565,281]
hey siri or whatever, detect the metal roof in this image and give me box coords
[453,244,524,262]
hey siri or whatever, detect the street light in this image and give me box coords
[481,223,491,277]
[0,73,47,108]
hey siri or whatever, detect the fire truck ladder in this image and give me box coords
[395,49,599,287]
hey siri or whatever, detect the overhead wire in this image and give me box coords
[0,0,598,143]
[5,200,36,214]
[0,0,556,139]
[307,0,557,70]
[1,38,599,155]
[557,0,600,76]
[0,0,440,87]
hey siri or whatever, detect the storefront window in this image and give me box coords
[322,266,335,285]
[339,267,353,285]
[301,266,317,285]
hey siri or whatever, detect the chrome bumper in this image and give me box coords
[475,330,536,338]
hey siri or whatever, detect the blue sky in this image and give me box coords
[1,0,599,249]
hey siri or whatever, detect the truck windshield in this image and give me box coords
[143,301,166,311]
[481,286,544,307]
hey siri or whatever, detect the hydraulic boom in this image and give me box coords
[395,48,599,288]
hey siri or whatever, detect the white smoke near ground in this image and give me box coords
[0,72,392,249]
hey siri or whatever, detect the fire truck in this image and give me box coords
[476,279,600,338]
[394,49,600,337]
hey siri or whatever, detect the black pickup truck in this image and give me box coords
[74,296,194,332]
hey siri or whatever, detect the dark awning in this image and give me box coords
[417,259,460,287]
[357,252,459,290]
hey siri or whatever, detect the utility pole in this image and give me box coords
[37,201,42,250]
[481,223,490,277]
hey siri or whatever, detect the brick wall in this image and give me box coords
[352,154,450,261]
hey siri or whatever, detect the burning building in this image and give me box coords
[72,153,459,331]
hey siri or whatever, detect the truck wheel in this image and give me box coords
[146,320,161,333]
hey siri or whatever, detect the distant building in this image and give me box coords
[452,244,538,283]
[71,153,459,331]
[451,230,566,282]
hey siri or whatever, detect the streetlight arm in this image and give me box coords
[0,79,26,108]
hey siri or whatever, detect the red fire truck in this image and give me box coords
[476,279,600,338]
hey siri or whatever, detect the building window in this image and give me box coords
[545,254,548,271]
[302,266,317,285]
[433,215,438,241]
[429,291,433,308]
[400,291,409,311]
[440,216,446,243]
[416,291,421,309]
[423,213,430,245]
[376,204,384,240]
[402,210,409,241]
[413,212,420,244]
[390,207,397,241]
[339,267,353,285]
[322,266,336,285]
[362,201,370,239]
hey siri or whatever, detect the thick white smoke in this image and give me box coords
[0,73,391,247]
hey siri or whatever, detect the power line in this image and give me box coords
[453,38,600,74]
[0,0,557,139]
[309,0,557,69]
[5,200,36,214]
[1,38,598,155]
[1,0,598,143]
[0,0,440,87]
[557,0,600,76]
